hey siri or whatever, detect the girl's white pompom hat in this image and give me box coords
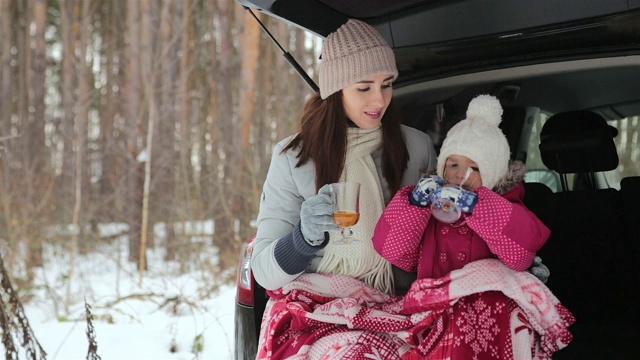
[436,94,511,190]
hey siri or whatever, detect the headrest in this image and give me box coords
[539,110,618,174]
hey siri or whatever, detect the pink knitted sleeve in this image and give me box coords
[466,186,550,271]
[373,185,431,272]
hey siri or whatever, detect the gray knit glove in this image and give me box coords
[528,256,550,284]
[300,184,340,246]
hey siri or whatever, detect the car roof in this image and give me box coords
[237,0,640,118]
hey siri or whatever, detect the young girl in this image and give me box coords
[373,94,550,280]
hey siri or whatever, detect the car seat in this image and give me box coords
[539,110,619,191]
[529,110,638,359]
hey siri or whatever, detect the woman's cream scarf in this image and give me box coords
[317,125,395,294]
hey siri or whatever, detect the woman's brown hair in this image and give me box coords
[282,91,409,194]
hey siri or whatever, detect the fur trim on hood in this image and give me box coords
[493,160,526,194]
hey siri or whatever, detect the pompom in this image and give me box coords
[466,94,503,126]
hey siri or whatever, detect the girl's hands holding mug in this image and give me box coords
[410,175,445,207]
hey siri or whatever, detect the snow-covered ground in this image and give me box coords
[3,222,237,360]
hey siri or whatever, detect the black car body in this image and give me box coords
[234,1,640,359]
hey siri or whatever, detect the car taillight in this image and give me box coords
[236,236,255,306]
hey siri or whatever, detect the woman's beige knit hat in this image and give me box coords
[319,19,398,99]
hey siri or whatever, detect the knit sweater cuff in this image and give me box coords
[273,222,327,275]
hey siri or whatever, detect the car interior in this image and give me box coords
[239,60,640,358]
[390,60,640,358]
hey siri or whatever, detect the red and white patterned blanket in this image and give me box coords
[256,259,575,360]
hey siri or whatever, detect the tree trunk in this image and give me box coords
[137,0,156,283]
[59,0,80,224]
[0,0,16,267]
[22,0,48,270]
[126,0,143,265]
[177,0,194,232]
[158,0,178,261]
[212,0,234,250]
[205,0,220,259]
[65,0,92,316]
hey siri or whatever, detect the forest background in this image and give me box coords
[0,0,319,298]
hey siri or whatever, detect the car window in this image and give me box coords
[525,113,640,191]
[605,116,640,187]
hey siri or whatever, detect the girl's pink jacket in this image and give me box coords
[373,183,550,279]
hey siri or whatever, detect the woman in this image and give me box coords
[251,19,437,296]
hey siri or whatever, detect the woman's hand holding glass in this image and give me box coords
[299,184,340,246]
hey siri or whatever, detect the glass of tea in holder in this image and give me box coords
[329,182,361,245]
